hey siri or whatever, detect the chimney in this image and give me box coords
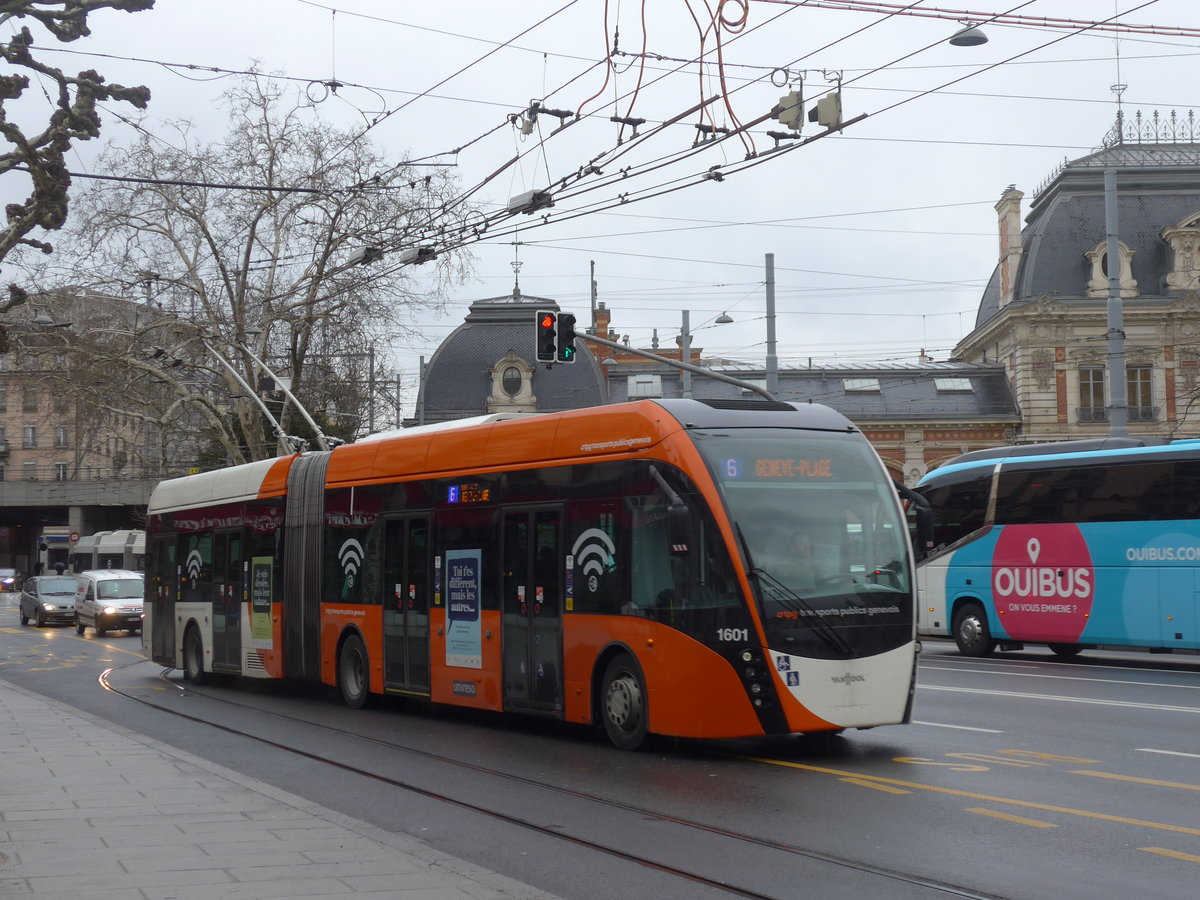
[995,185,1024,308]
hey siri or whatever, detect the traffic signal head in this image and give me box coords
[536,310,557,362]
[556,313,577,363]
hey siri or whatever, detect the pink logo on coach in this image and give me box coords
[992,524,1094,642]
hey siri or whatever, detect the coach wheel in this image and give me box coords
[1048,643,1083,659]
[338,634,371,709]
[183,627,208,685]
[953,602,995,658]
[601,654,648,751]
[75,615,84,635]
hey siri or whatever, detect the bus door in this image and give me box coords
[148,533,176,664]
[382,515,431,694]
[211,529,244,671]
[501,508,562,713]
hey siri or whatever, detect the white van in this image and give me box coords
[74,569,145,637]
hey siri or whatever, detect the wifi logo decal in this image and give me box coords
[571,528,616,594]
[185,550,203,589]
[339,539,365,588]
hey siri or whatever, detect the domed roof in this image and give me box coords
[975,139,1200,330]
[417,290,605,422]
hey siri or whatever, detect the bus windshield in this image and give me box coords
[693,429,913,659]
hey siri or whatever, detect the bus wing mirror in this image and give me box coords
[896,482,933,560]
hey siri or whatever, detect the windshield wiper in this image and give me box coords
[734,523,852,656]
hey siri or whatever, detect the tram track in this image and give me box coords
[96,660,1004,900]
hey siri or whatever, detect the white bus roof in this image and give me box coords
[148,457,283,515]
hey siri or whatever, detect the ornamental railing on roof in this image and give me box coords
[1035,110,1200,196]
[1103,109,1200,147]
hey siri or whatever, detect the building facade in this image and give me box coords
[955,111,1200,445]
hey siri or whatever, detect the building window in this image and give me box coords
[0,465,5,482]
[934,377,973,392]
[0,424,6,447]
[1085,240,1138,298]
[54,425,68,448]
[0,388,6,412]
[22,387,37,413]
[52,393,67,414]
[22,460,38,481]
[23,424,36,448]
[627,374,663,398]
[1078,367,1106,422]
[54,462,67,481]
[501,366,522,397]
[1127,365,1155,421]
[843,378,881,392]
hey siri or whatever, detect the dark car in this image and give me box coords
[0,567,21,593]
[20,575,80,627]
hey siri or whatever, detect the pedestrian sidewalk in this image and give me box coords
[0,677,560,899]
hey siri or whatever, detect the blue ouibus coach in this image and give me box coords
[914,437,1200,658]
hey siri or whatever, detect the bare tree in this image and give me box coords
[0,0,152,288]
[48,74,471,464]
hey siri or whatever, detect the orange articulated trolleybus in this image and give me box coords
[143,399,916,749]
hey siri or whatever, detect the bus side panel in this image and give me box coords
[427,607,505,711]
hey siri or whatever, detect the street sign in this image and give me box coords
[69,531,79,543]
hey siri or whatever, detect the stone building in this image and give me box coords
[955,111,1200,447]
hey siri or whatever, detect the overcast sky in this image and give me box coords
[11,0,1200,385]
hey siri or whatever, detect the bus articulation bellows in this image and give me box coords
[143,399,917,748]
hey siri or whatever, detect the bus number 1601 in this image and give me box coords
[716,628,750,642]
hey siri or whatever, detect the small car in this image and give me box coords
[74,569,145,637]
[19,575,80,627]
[0,568,21,593]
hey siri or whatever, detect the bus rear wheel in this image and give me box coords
[953,603,995,657]
[600,654,648,751]
[183,627,208,685]
[338,634,371,709]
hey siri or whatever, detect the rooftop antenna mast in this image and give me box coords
[511,239,523,300]
[1111,2,1126,134]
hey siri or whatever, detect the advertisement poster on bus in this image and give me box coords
[445,549,482,668]
[250,556,273,647]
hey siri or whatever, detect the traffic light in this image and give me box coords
[536,310,558,362]
[773,90,803,131]
[556,313,577,363]
[808,91,842,128]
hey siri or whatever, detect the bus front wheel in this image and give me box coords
[953,603,995,657]
[338,634,371,709]
[600,654,648,751]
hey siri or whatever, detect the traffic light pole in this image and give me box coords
[578,331,778,402]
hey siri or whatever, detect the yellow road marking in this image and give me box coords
[741,756,1200,836]
[839,777,911,794]
[967,808,1058,829]
[0,627,25,634]
[1072,770,1200,792]
[1141,847,1200,864]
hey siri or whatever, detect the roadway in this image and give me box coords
[1,591,1197,900]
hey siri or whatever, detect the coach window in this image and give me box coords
[995,465,1089,525]
[1079,461,1170,522]
[921,470,990,549]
